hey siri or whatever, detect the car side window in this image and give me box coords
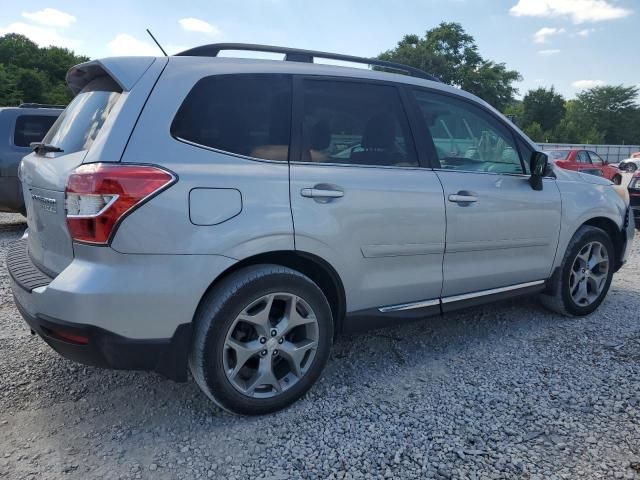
[13,115,57,148]
[588,151,603,165]
[413,89,524,174]
[298,80,418,167]
[577,151,591,164]
[171,74,292,161]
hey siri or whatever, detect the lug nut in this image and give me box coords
[272,350,279,356]
[259,337,267,344]
[261,350,268,357]
[270,329,277,337]
[278,337,284,344]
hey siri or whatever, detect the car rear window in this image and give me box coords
[13,115,57,148]
[41,76,122,155]
[170,74,292,161]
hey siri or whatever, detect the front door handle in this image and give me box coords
[301,188,344,199]
[448,192,478,204]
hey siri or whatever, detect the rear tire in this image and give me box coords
[612,174,622,185]
[540,226,614,317]
[189,265,333,415]
[624,163,638,173]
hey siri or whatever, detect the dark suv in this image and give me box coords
[0,104,62,213]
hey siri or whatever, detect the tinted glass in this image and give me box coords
[588,151,604,165]
[171,74,292,161]
[13,115,57,147]
[413,90,523,174]
[299,80,417,167]
[42,76,121,155]
[577,151,591,164]
[518,140,533,174]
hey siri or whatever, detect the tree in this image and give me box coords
[573,85,639,144]
[0,34,89,106]
[379,23,522,111]
[522,87,565,133]
[523,122,545,143]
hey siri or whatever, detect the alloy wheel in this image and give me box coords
[569,241,609,307]
[222,293,319,398]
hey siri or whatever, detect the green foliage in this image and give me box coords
[572,85,639,144]
[514,86,638,145]
[379,23,522,111]
[523,122,546,143]
[0,33,89,107]
[522,87,565,133]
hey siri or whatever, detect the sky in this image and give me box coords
[0,0,638,99]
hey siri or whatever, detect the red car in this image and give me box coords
[546,149,623,185]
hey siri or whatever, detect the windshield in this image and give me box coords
[41,76,122,155]
[546,150,570,160]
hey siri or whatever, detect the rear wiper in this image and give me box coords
[30,142,64,154]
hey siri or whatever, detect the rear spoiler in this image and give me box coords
[66,57,158,95]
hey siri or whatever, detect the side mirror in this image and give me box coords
[529,151,548,191]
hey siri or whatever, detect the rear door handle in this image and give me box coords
[301,188,344,199]
[448,192,478,204]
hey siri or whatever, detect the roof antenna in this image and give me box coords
[146,28,168,56]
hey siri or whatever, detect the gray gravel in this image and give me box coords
[1,211,639,480]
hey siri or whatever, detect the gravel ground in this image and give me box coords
[1,211,639,480]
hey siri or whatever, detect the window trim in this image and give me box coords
[170,73,294,164]
[290,74,423,170]
[409,86,531,176]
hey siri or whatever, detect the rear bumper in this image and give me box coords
[13,295,191,381]
[7,238,237,381]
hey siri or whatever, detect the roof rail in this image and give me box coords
[175,43,440,83]
[19,103,66,109]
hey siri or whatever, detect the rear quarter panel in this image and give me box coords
[112,58,294,257]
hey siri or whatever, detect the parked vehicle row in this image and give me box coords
[546,149,623,184]
[6,44,635,415]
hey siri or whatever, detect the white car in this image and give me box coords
[619,157,640,173]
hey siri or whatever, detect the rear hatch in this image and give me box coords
[20,56,166,275]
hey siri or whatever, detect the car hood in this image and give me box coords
[551,165,613,185]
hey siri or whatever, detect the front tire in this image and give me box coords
[612,174,622,185]
[624,163,638,173]
[189,265,334,415]
[540,226,614,317]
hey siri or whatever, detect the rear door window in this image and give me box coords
[13,115,57,147]
[297,79,417,167]
[171,74,292,161]
[42,76,122,155]
[588,151,604,165]
[577,151,591,164]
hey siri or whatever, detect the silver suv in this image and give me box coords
[7,44,635,415]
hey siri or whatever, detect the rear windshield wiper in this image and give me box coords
[30,142,64,154]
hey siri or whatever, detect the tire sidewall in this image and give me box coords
[560,228,614,316]
[199,270,333,415]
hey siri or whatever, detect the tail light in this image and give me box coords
[65,163,175,245]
